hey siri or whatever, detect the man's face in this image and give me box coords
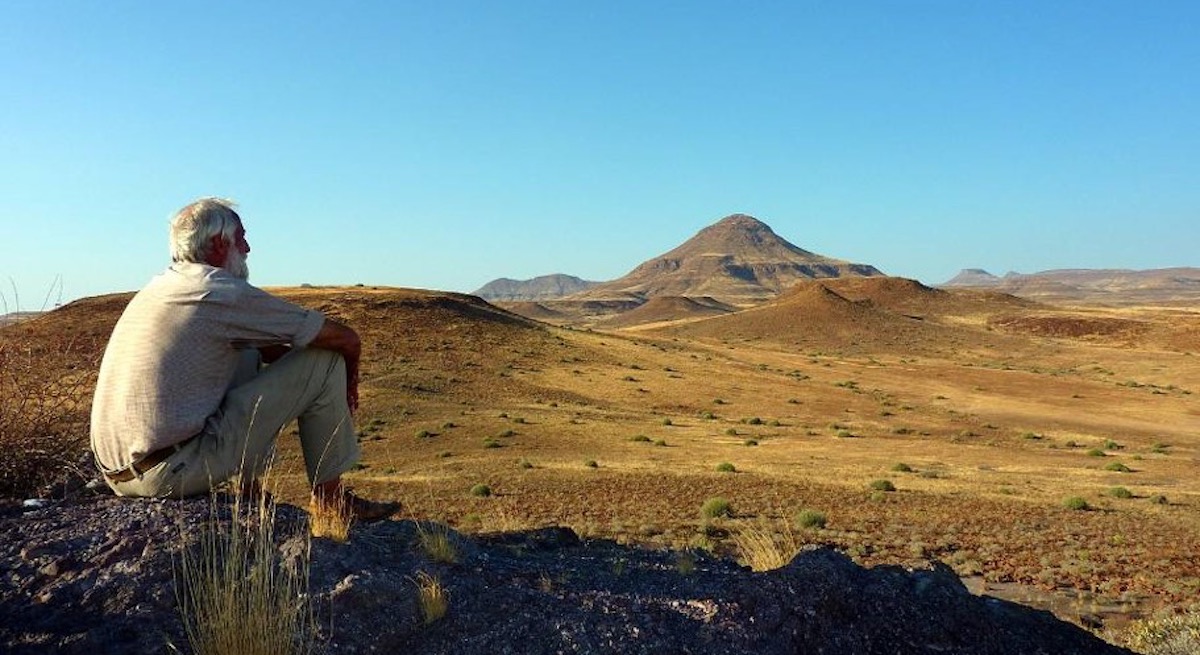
[224,221,251,280]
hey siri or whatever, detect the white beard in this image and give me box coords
[225,246,250,280]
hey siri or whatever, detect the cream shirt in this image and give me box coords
[90,263,325,470]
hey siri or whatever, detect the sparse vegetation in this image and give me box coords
[413,571,449,625]
[1106,462,1133,473]
[890,463,914,473]
[699,497,732,519]
[1122,606,1200,655]
[715,462,736,473]
[1063,496,1090,511]
[416,522,459,564]
[1109,486,1134,499]
[178,491,314,655]
[794,509,827,530]
[469,484,492,497]
[869,479,896,492]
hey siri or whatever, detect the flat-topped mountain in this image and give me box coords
[569,214,883,306]
[941,267,1200,305]
[474,274,599,302]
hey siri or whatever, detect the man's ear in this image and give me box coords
[205,234,229,267]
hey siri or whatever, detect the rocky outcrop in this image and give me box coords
[0,495,1132,654]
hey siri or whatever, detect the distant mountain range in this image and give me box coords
[475,214,883,306]
[473,274,599,302]
[941,267,1200,305]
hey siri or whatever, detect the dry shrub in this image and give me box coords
[733,521,801,572]
[414,571,450,625]
[176,491,314,655]
[1122,607,1200,655]
[416,521,459,564]
[0,340,98,497]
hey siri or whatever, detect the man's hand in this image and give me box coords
[307,318,362,414]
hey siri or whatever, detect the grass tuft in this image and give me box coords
[413,571,450,625]
[733,522,799,572]
[715,462,736,473]
[1063,496,1090,511]
[869,479,896,492]
[794,509,827,530]
[699,497,732,519]
[177,490,314,655]
[469,483,492,497]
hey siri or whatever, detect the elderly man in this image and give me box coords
[90,197,398,522]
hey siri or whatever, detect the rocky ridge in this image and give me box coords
[0,494,1132,655]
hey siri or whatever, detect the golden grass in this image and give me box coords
[414,571,449,625]
[175,491,313,655]
[732,522,801,572]
[307,498,353,543]
[1121,607,1200,655]
[415,521,458,564]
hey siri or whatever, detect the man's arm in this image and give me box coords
[306,318,362,413]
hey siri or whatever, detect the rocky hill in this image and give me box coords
[571,214,883,306]
[0,494,1133,654]
[473,274,600,302]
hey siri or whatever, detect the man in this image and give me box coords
[90,197,398,522]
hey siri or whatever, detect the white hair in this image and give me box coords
[169,197,241,263]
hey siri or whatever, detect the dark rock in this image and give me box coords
[0,496,1134,655]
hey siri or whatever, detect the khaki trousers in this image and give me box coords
[108,348,360,498]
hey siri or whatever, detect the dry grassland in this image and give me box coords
[3,283,1198,631]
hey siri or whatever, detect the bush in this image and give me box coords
[585,460,598,468]
[743,439,758,446]
[700,497,732,519]
[482,439,502,449]
[1063,496,1089,510]
[745,417,763,425]
[1122,607,1200,655]
[1086,448,1106,457]
[1150,494,1169,505]
[869,479,896,492]
[724,428,738,436]
[715,462,736,473]
[890,462,914,473]
[661,418,673,426]
[629,434,652,443]
[0,341,99,497]
[653,439,668,447]
[1109,486,1134,499]
[795,509,827,530]
[1105,461,1132,473]
[469,484,492,497]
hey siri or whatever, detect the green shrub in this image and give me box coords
[1086,448,1106,457]
[1063,496,1089,510]
[415,429,432,439]
[835,429,854,438]
[700,497,732,519]
[482,439,502,449]
[1105,461,1132,473]
[470,484,492,497]
[585,459,598,468]
[653,439,668,447]
[724,428,738,436]
[890,462,914,473]
[629,434,652,443]
[1149,494,1169,505]
[715,462,736,473]
[662,418,673,426]
[1109,486,1134,499]
[795,509,827,529]
[869,479,896,492]
[743,439,758,446]
[745,417,763,425]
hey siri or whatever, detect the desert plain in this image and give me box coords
[2,276,1198,635]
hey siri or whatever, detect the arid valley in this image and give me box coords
[2,216,1198,650]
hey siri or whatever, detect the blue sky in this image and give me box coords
[2,1,1197,308]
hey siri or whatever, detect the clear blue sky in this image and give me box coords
[2,1,1197,308]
